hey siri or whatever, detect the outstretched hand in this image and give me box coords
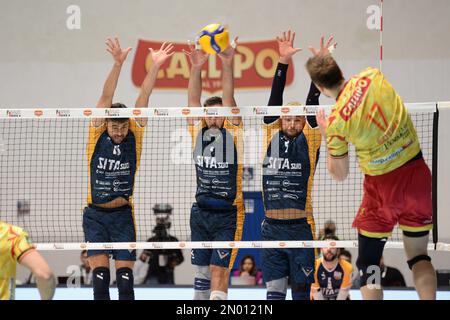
[106,37,132,66]
[276,30,302,64]
[316,108,328,138]
[183,41,209,68]
[308,36,337,57]
[218,36,239,66]
[149,42,175,68]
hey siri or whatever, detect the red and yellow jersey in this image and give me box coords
[312,257,353,300]
[326,67,421,176]
[0,221,35,300]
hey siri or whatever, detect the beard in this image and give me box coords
[323,251,338,262]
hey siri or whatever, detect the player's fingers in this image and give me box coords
[114,37,120,49]
[182,49,191,56]
[287,30,291,43]
[106,48,113,54]
[320,36,324,48]
[160,42,167,50]
[326,36,334,48]
[291,31,296,44]
[283,31,287,42]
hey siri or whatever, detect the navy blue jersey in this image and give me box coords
[87,120,145,205]
[262,119,321,213]
[188,119,244,210]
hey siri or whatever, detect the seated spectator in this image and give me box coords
[380,256,406,287]
[231,255,263,285]
[311,235,353,300]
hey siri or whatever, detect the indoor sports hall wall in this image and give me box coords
[1,0,449,287]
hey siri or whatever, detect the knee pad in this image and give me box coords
[116,267,134,300]
[194,266,211,300]
[407,255,431,270]
[266,278,287,300]
[291,282,311,300]
[356,234,386,287]
[92,267,110,300]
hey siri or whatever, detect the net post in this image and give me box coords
[432,103,439,249]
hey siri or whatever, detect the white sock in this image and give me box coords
[194,290,210,300]
[210,290,227,300]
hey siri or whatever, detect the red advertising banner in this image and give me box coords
[131,39,294,94]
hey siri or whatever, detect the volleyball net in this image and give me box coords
[0,103,447,251]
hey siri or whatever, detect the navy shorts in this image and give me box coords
[261,218,315,285]
[82,204,136,261]
[190,203,242,268]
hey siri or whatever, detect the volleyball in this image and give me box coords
[197,23,230,55]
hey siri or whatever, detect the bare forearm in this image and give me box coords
[221,62,235,107]
[98,62,123,107]
[36,275,56,300]
[188,67,203,107]
[327,154,349,181]
[135,65,160,108]
[336,289,350,300]
[313,290,324,300]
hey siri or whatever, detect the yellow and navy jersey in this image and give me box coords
[262,119,321,214]
[0,221,35,300]
[188,118,244,210]
[86,119,145,205]
[327,67,421,176]
[312,257,353,300]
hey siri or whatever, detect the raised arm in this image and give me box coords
[93,37,132,127]
[265,30,302,124]
[218,37,240,125]
[134,42,175,127]
[183,43,209,124]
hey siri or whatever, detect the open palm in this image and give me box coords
[150,42,175,67]
[183,42,209,68]
[106,37,132,65]
[277,30,302,62]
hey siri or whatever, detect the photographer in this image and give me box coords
[144,204,184,285]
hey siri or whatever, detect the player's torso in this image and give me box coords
[89,129,138,204]
[190,119,243,209]
[331,68,420,175]
[0,222,18,300]
[262,120,320,213]
[316,262,345,300]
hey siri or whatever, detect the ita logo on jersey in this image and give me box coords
[113,145,121,156]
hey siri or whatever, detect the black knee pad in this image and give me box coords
[92,267,111,300]
[356,234,387,287]
[407,255,431,270]
[116,267,135,300]
[291,283,311,301]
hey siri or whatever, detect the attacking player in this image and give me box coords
[308,36,437,300]
[261,30,326,300]
[311,235,353,300]
[0,221,56,300]
[83,38,173,300]
[184,38,244,300]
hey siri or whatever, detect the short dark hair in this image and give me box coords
[339,249,352,262]
[108,102,129,123]
[203,96,223,107]
[306,54,344,90]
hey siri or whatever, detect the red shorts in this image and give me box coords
[353,158,433,238]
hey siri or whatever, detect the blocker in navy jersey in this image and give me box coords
[188,119,245,269]
[83,120,145,260]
